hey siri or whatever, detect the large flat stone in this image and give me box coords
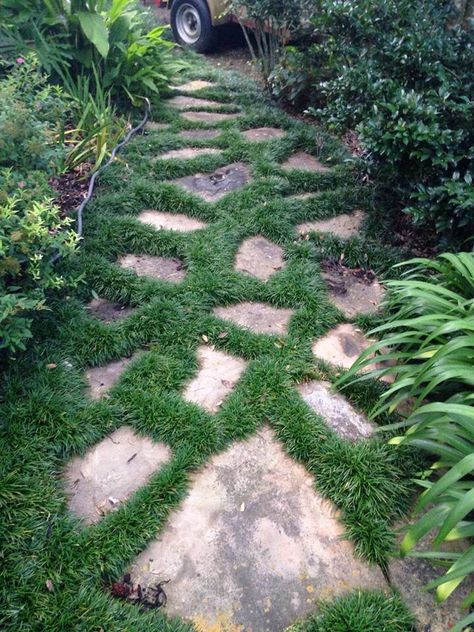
[182,111,239,124]
[242,127,286,142]
[64,426,171,524]
[183,345,247,413]
[167,95,226,110]
[213,302,294,335]
[179,129,221,141]
[297,211,364,239]
[157,147,222,161]
[282,152,330,173]
[311,323,391,383]
[322,268,384,317]
[171,162,251,202]
[86,355,137,400]
[118,254,186,283]
[137,210,207,232]
[129,427,385,631]
[86,298,135,324]
[235,236,285,281]
[173,80,216,92]
[146,122,168,132]
[297,380,375,441]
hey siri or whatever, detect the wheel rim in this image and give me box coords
[175,3,202,45]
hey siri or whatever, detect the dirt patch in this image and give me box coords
[49,162,91,216]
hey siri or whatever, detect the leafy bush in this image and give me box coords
[0,55,69,174]
[340,253,474,631]
[0,0,183,104]
[269,0,474,242]
[0,177,79,353]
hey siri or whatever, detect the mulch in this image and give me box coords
[49,162,92,217]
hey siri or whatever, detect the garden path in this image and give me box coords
[62,73,470,631]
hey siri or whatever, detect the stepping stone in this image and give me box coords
[137,210,207,232]
[183,345,247,413]
[297,210,364,239]
[167,95,226,110]
[234,236,285,281]
[86,355,137,400]
[311,323,391,382]
[118,254,186,283]
[322,268,384,317]
[213,302,294,335]
[282,152,330,173]
[290,192,316,200]
[297,380,375,441]
[182,111,239,124]
[156,147,221,161]
[146,121,168,131]
[171,162,250,202]
[172,80,216,92]
[64,426,171,524]
[86,298,135,324]
[179,129,220,140]
[128,427,385,631]
[242,127,286,142]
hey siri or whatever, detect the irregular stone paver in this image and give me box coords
[297,380,375,441]
[86,298,135,324]
[171,162,251,202]
[167,95,227,110]
[234,236,285,281]
[118,254,186,283]
[297,210,364,239]
[137,210,207,232]
[179,129,221,140]
[213,302,294,335]
[173,80,216,92]
[156,147,221,161]
[146,121,168,131]
[322,269,384,317]
[282,152,330,173]
[242,127,286,142]
[311,323,392,383]
[64,426,171,524]
[290,192,316,200]
[129,427,385,632]
[86,355,137,400]
[182,111,239,124]
[183,345,247,413]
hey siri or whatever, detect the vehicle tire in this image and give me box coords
[171,0,217,53]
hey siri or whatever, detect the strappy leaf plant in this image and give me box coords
[339,252,474,631]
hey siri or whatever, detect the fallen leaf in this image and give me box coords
[46,363,57,369]
[202,334,209,342]
[218,331,228,339]
[240,502,245,512]
[46,579,54,592]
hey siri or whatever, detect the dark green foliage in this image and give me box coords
[289,590,416,632]
[270,0,474,242]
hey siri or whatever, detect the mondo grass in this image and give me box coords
[1,54,419,631]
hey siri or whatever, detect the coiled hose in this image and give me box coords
[51,97,151,264]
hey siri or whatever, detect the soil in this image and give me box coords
[49,162,91,217]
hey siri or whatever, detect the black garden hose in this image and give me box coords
[51,97,151,264]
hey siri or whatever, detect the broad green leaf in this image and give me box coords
[77,11,110,58]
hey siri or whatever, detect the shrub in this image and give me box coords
[269,0,474,243]
[0,178,79,353]
[0,0,183,104]
[339,253,474,631]
[0,55,69,174]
